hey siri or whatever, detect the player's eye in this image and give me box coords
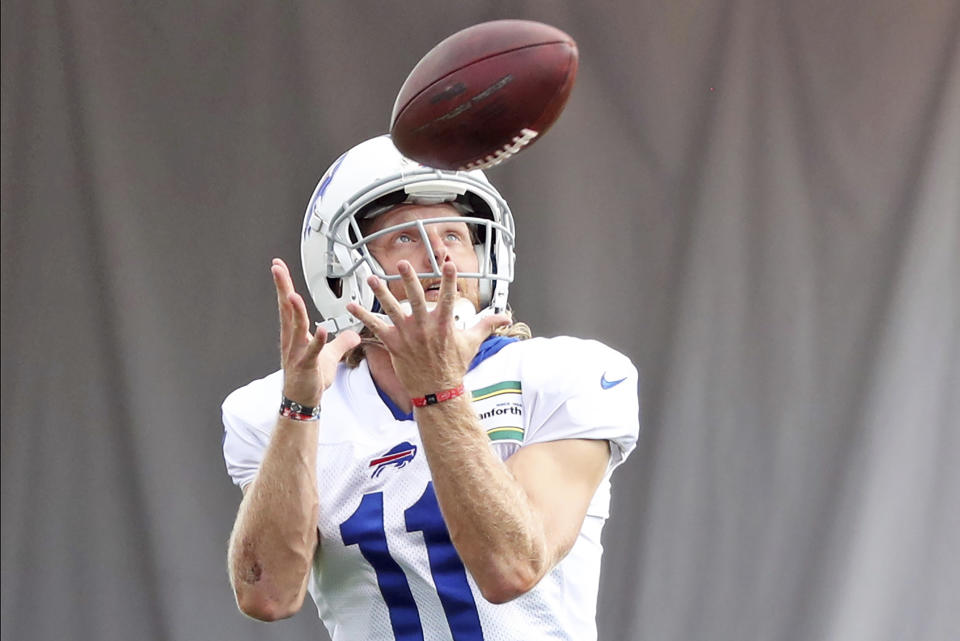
[396,232,416,244]
[443,227,469,243]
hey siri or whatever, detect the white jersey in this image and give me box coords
[223,336,639,641]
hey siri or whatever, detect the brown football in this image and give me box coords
[390,20,578,170]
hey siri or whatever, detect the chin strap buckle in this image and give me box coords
[315,314,361,335]
[317,298,486,335]
[393,298,479,330]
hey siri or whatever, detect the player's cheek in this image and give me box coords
[455,246,480,273]
[388,279,408,301]
[460,279,481,308]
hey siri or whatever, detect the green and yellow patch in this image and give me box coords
[471,381,524,443]
[470,380,522,401]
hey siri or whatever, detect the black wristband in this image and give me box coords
[279,396,320,421]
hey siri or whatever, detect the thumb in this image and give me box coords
[324,329,362,361]
[470,313,512,342]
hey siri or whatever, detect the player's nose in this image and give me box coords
[422,229,450,270]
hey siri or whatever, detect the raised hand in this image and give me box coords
[346,260,510,397]
[271,258,361,406]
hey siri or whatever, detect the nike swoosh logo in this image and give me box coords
[600,373,627,390]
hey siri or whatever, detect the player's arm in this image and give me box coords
[228,419,320,621]
[227,259,360,621]
[505,437,610,574]
[413,398,609,603]
[348,261,611,603]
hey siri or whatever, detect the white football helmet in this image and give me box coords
[300,135,516,334]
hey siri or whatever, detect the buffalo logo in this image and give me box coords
[369,441,418,478]
[302,152,346,240]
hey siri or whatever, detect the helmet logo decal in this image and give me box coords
[303,153,347,240]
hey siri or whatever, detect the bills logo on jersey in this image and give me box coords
[369,441,418,477]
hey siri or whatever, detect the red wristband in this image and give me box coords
[411,384,465,408]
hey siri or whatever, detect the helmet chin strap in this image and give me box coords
[316,297,489,335]
[392,297,481,330]
[316,314,362,335]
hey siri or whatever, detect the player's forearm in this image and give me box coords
[228,417,319,620]
[414,396,551,603]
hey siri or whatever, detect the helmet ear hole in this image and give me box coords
[327,278,343,297]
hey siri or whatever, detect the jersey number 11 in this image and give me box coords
[340,482,484,640]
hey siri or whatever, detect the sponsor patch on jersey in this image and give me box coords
[369,441,417,477]
[471,381,524,443]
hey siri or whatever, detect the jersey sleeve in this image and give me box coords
[221,370,284,490]
[521,337,640,470]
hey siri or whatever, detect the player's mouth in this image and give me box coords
[422,281,460,301]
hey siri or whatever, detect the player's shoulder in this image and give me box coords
[505,335,635,368]
[489,335,637,395]
[221,369,285,430]
[221,364,357,429]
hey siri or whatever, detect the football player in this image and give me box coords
[222,135,639,640]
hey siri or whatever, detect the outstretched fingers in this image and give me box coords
[273,257,327,364]
[346,300,390,339]
[272,259,297,350]
[435,261,459,322]
[303,323,328,361]
[271,258,297,305]
[398,261,428,320]
[366,274,406,323]
[288,288,314,346]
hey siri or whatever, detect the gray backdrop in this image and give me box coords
[2,2,958,640]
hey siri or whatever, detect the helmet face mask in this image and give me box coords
[301,136,516,334]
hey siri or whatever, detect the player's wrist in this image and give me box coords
[282,379,321,408]
[410,383,466,408]
[279,396,320,421]
[401,367,466,398]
